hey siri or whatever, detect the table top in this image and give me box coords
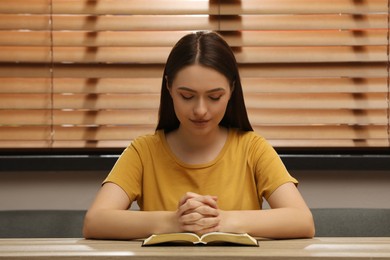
[0,237,390,259]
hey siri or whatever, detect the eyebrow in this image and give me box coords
[177,87,226,94]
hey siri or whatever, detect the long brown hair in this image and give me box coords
[156,31,253,132]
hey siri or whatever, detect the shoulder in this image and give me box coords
[233,129,263,140]
[230,129,268,148]
[229,129,278,160]
[117,130,165,165]
[130,130,163,150]
[119,131,165,159]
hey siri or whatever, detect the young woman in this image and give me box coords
[83,31,315,240]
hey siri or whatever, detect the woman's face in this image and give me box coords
[168,64,231,136]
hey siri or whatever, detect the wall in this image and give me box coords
[292,170,390,209]
[0,169,389,210]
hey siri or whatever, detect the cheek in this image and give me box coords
[171,96,184,108]
[218,98,231,111]
[209,101,230,120]
[171,97,188,118]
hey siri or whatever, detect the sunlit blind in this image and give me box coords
[0,0,389,149]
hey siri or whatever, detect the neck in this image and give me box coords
[175,126,226,151]
[165,126,228,164]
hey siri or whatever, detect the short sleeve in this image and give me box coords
[103,141,143,203]
[250,135,298,200]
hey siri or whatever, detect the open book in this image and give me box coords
[142,232,258,246]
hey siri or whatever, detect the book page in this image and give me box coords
[143,232,200,245]
[143,232,258,246]
[201,232,258,246]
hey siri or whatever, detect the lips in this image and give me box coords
[190,119,210,126]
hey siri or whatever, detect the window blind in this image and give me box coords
[0,0,389,149]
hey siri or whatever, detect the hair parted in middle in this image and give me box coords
[156,31,253,133]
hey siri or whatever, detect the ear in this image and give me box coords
[230,81,236,98]
[165,75,172,94]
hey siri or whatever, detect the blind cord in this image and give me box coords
[49,0,55,148]
[387,0,390,147]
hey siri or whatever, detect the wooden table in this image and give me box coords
[0,237,389,259]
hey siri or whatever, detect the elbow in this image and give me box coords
[82,223,92,239]
[302,209,316,238]
[287,208,315,238]
[82,210,97,239]
[308,222,316,238]
[304,223,316,238]
[82,212,92,239]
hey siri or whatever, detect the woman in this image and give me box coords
[83,31,315,239]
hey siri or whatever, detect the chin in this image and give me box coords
[191,126,219,136]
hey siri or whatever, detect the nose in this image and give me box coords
[193,97,207,117]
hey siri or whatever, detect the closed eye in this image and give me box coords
[209,95,222,101]
[180,93,193,100]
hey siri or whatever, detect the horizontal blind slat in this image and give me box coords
[0,64,163,78]
[240,63,388,78]
[254,125,388,139]
[248,109,388,125]
[221,30,388,47]
[2,78,386,94]
[1,78,386,94]
[0,94,51,109]
[1,93,386,110]
[220,14,387,31]
[245,93,388,109]
[2,46,386,63]
[0,32,50,46]
[53,110,157,125]
[242,78,388,93]
[4,139,382,148]
[0,126,387,147]
[3,30,386,47]
[0,78,160,94]
[51,140,131,148]
[0,0,49,14]
[220,0,387,14]
[0,110,51,125]
[1,14,386,31]
[268,139,388,148]
[53,94,160,109]
[52,15,218,31]
[0,63,386,78]
[0,0,214,15]
[1,46,386,64]
[0,126,380,141]
[53,0,217,15]
[1,109,386,126]
[0,141,53,149]
[2,0,385,15]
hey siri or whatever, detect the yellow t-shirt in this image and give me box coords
[104,129,297,211]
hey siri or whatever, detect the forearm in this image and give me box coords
[220,208,315,239]
[83,209,178,240]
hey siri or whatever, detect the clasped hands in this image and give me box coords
[176,192,222,235]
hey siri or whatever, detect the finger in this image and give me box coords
[178,199,204,216]
[183,195,218,210]
[181,216,220,233]
[180,208,219,225]
[180,209,220,226]
[181,199,220,217]
[180,212,203,224]
[178,192,218,207]
[196,195,218,209]
[195,225,220,236]
[182,224,218,234]
[191,205,219,217]
[178,192,202,207]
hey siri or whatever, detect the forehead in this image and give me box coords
[172,65,230,90]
